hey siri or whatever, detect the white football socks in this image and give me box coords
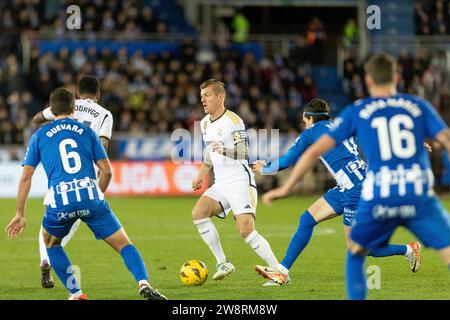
[277,264,290,275]
[39,226,49,266]
[194,218,227,265]
[61,219,81,247]
[245,231,279,269]
[405,244,413,256]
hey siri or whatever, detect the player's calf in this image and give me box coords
[118,243,168,300]
[244,230,279,270]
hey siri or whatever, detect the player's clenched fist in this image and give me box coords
[192,176,203,191]
[5,215,26,240]
[210,141,224,154]
[252,160,267,174]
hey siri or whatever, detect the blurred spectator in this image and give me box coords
[343,18,358,48]
[306,17,327,64]
[415,0,450,35]
[232,10,250,43]
[290,37,310,67]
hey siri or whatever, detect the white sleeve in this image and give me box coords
[42,107,55,121]
[99,112,113,139]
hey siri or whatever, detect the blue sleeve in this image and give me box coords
[22,133,40,167]
[421,99,448,139]
[92,131,108,162]
[262,132,311,174]
[327,105,358,144]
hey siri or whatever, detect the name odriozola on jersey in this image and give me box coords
[43,99,113,139]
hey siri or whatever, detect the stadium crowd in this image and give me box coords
[415,0,450,35]
[0,0,448,187]
[1,39,319,143]
[0,0,166,36]
[343,47,449,123]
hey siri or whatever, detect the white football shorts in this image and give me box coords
[203,180,257,218]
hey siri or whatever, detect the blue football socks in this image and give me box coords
[120,244,149,282]
[368,244,407,257]
[346,250,367,300]
[281,211,317,270]
[47,246,80,294]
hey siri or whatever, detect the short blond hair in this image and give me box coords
[200,79,226,95]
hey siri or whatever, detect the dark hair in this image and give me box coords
[78,75,100,95]
[364,53,397,85]
[50,87,75,116]
[303,99,331,123]
[200,79,226,95]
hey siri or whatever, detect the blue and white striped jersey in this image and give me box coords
[328,94,448,204]
[262,120,366,191]
[23,118,108,208]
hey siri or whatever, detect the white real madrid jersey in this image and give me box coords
[43,98,113,139]
[200,109,255,186]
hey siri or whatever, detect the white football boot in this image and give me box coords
[405,241,422,273]
[213,261,235,280]
[255,265,290,286]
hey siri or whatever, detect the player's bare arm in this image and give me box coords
[192,151,212,191]
[96,158,112,193]
[5,165,35,239]
[436,128,450,156]
[32,111,50,125]
[262,134,336,205]
[210,140,248,160]
[100,137,110,151]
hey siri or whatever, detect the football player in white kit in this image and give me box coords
[32,76,113,288]
[192,79,279,281]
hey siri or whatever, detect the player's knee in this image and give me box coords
[348,240,366,255]
[44,234,62,248]
[41,228,55,247]
[439,246,450,265]
[192,206,209,220]
[237,218,254,238]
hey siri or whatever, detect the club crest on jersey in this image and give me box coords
[217,129,223,136]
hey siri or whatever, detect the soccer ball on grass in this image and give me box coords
[180,260,208,286]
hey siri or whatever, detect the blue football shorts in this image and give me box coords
[42,199,122,240]
[323,184,362,227]
[350,196,450,250]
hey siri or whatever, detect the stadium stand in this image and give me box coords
[415,0,449,35]
[0,0,448,189]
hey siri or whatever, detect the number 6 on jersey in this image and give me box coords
[59,138,82,174]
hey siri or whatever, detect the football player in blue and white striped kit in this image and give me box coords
[254,99,417,286]
[5,88,167,300]
[262,53,450,299]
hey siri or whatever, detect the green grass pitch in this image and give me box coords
[0,196,449,300]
